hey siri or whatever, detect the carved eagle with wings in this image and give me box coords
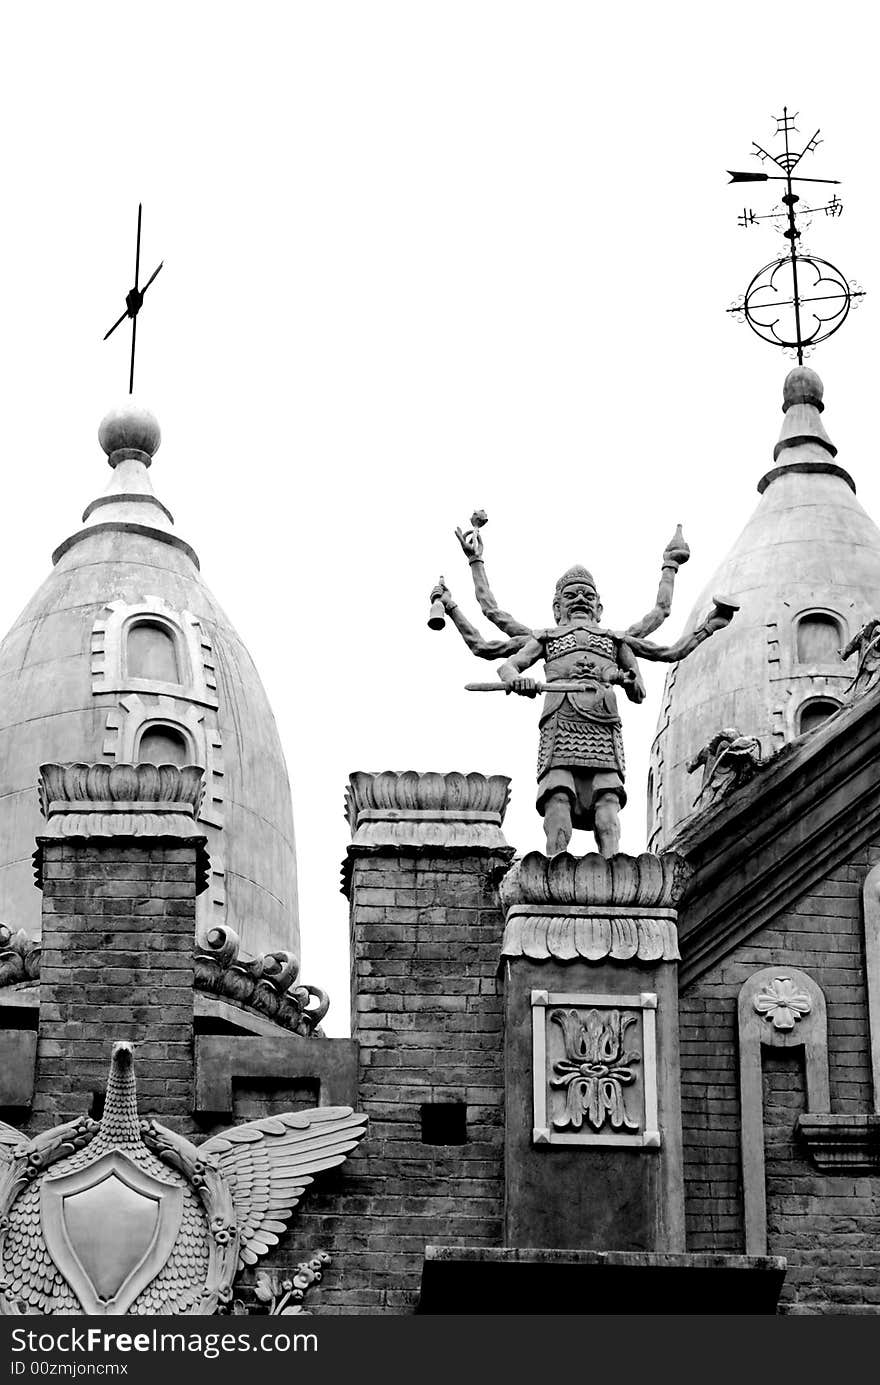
[0,1042,367,1316]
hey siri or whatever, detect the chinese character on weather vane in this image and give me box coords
[726,107,865,363]
[103,204,164,394]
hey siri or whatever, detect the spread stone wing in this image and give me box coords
[0,1122,25,1161]
[199,1107,368,1269]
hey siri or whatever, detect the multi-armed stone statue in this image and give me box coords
[430,512,738,856]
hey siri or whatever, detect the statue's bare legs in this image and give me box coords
[544,788,621,857]
[593,791,621,858]
[543,789,573,856]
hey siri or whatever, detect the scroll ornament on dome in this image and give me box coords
[0,1044,366,1315]
[0,927,40,989]
[195,927,329,1037]
[0,925,330,1037]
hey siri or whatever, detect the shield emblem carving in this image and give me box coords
[41,1150,184,1315]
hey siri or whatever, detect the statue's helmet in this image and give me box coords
[553,565,600,620]
[554,565,596,596]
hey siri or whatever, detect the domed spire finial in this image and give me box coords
[783,365,824,412]
[98,405,161,468]
[760,364,849,491]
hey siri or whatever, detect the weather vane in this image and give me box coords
[103,204,164,394]
[727,108,864,363]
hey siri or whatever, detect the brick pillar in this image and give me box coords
[32,762,208,1128]
[499,850,690,1254]
[341,770,513,1310]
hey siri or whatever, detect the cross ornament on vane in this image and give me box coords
[103,204,164,394]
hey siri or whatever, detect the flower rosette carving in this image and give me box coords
[549,1008,641,1132]
[753,976,812,1031]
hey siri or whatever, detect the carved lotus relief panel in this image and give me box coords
[530,990,660,1148]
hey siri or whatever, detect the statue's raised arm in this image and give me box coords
[625,525,691,638]
[428,577,530,661]
[622,595,740,663]
[454,511,533,638]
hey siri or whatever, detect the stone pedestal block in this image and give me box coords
[32,762,208,1127]
[499,850,689,1253]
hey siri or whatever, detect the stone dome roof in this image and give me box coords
[0,405,298,958]
[649,369,880,850]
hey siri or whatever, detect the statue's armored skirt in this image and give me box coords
[535,627,627,827]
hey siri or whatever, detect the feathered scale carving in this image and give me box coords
[0,1044,367,1316]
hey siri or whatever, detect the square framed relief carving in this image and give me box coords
[531,990,660,1149]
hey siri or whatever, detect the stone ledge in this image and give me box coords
[417,1246,786,1314]
[796,1113,880,1171]
[195,1033,358,1114]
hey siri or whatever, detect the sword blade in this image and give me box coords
[465,681,595,693]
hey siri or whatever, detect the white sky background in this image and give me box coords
[0,2,876,1035]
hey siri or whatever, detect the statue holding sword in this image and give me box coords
[429,511,738,857]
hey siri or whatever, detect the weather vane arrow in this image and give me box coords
[727,170,840,185]
[725,107,864,364]
[103,204,164,394]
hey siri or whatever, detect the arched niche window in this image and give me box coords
[126,619,183,685]
[797,698,841,737]
[796,612,844,666]
[136,723,191,767]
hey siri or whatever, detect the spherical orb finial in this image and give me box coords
[783,366,824,413]
[98,406,161,466]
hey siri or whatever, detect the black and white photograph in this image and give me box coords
[0,0,877,1356]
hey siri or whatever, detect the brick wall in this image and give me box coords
[679,839,880,1313]
[271,850,508,1314]
[31,840,197,1134]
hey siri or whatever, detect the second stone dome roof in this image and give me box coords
[649,368,880,849]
